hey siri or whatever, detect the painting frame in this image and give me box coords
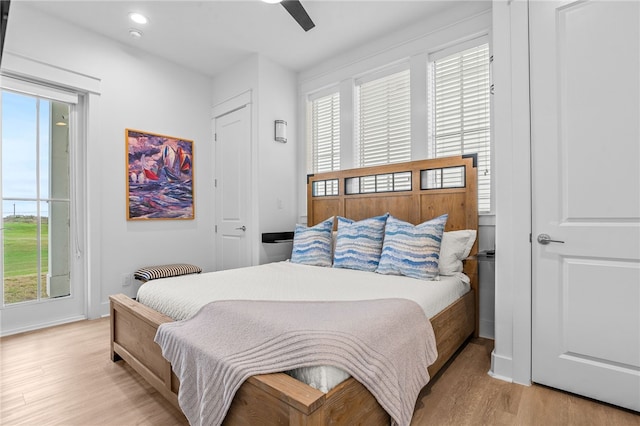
[125,128,195,220]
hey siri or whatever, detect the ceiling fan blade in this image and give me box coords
[1,1,11,65]
[281,0,315,32]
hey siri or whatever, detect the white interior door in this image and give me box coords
[530,0,639,411]
[214,105,252,271]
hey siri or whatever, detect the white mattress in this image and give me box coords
[137,261,470,392]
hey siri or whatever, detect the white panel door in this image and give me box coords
[530,0,640,411]
[214,106,252,271]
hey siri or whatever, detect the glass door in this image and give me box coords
[2,91,70,304]
[0,80,84,335]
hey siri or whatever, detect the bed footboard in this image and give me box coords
[110,294,179,407]
[109,294,390,425]
[110,290,474,425]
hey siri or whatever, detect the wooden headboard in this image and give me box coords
[306,154,479,300]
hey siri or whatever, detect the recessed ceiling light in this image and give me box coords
[129,29,143,38]
[262,0,282,4]
[129,12,148,25]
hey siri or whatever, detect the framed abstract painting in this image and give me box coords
[125,129,194,220]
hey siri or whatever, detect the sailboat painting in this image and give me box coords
[126,129,194,220]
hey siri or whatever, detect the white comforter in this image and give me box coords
[137,261,469,320]
[137,261,470,392]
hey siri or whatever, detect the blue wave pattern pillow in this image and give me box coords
[333,214,389,272]
[290,217,334,267]
[376,214,448,280]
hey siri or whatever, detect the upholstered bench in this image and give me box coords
[134,263,202,283]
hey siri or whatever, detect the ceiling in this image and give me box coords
[22,0,473,78]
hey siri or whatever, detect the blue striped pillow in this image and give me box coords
[376,214,448,280]
[290,217,334,267]
[333,214,389,272]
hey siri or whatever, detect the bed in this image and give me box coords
[110,155,479,425]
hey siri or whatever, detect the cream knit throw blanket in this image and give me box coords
[155,298,437,426]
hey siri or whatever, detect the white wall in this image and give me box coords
[3,3,215,321]
[212,55,259,107]
[256,57,298,264]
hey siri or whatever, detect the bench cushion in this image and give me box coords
[134,264,202,282]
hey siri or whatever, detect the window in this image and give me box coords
[309,91,340,173]
[429,43,491,212]
[355,67,411,167]
[305,37,492,213]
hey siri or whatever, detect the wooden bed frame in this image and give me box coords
[110,155,478,425]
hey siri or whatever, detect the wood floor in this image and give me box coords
[1,318,638,426]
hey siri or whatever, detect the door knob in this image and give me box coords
[235,226,246,232]
[537,233,564,245]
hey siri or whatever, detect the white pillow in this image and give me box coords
[439,230,477,276]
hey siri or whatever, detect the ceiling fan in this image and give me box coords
[264,0,315,32]
[0,0,10,67]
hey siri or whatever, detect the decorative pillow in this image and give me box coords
[331,230,338,256]
[134,264,202,283]
[376,214,448,280]
[290,217,334,267]
[333,214,389,272]
[439,230,477,276]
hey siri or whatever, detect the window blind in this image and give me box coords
[430,43,491,212]
[310,91,340,173]
[356,68,411,168]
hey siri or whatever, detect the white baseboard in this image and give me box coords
[489,349,513,382]
[0,315,86,337]
[98,301,110,318]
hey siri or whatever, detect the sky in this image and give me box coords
[1,90,52,218]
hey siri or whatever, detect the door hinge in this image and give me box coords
[214,133,217,142]
[215,225,218,233]
[529,233,532,243]
[214,179,217,188]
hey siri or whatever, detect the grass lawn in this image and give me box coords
[3,216,49,304]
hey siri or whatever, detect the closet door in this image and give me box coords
[214,104,253,271]
[530,0,639,411]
